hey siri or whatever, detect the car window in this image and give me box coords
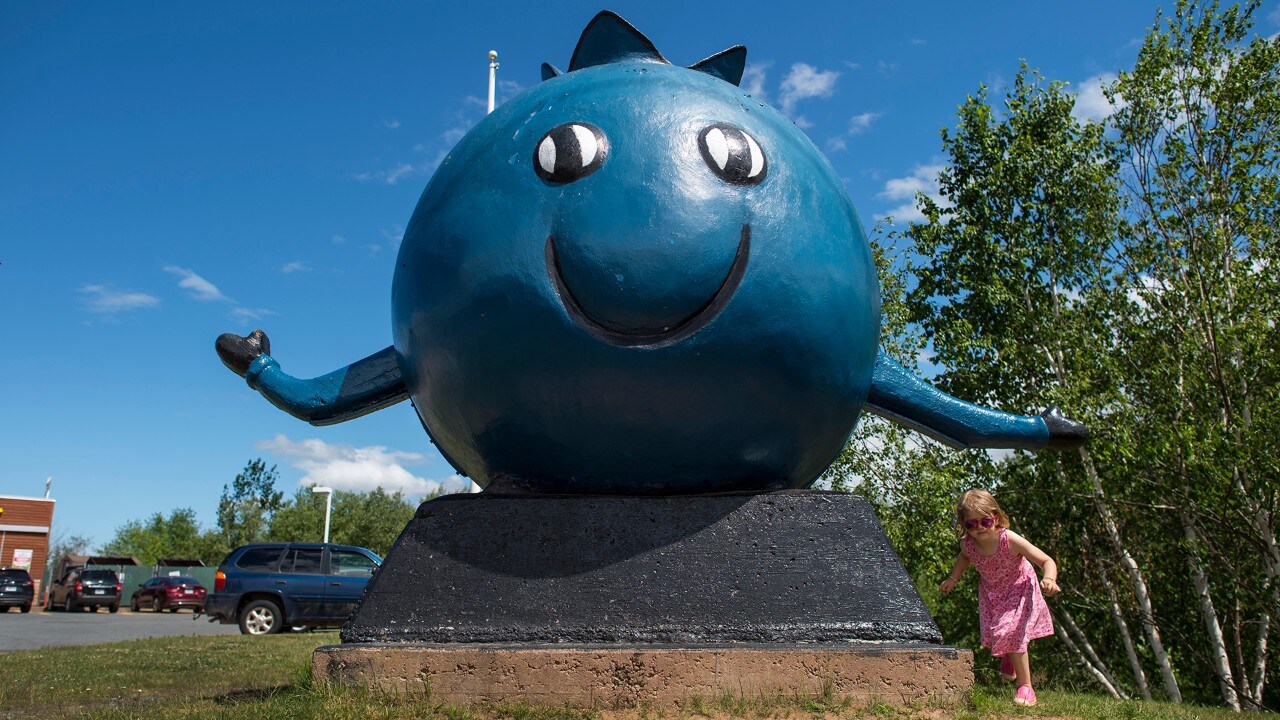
[0,569,31,582]
[330,550,378,578]
[282,548,324,575]
[235,547,284,572]
[83,570,117,582]
[171,576,199,585]
[145,578,160,587]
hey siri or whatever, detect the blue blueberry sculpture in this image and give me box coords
[217,12,1087,494]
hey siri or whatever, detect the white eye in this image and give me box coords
[698,123,767,185]
[534,123,608,183]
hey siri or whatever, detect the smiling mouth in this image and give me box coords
[545,225,750,348]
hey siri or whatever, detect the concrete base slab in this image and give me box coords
[314,643,973,707]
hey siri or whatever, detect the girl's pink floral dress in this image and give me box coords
[963,528,1053,656]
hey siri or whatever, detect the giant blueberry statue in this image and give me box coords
[217,12,1085,493]
[229,10,1089,701]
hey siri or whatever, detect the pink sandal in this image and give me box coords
[1014,684,1037,707]
[999,655,1016,682]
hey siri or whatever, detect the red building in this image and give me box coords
[0,494,55,596]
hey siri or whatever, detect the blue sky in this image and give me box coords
[4,2,1279,548]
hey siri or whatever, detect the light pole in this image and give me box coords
[311,486,333,543]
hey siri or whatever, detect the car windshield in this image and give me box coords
[168,576,199,585]
[1,570,30,582]
[82,570,118,582]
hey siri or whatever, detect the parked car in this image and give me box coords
[44,568,121,612]
[203,543,381,635]
[130,575,207,613]
[0,568,35,613]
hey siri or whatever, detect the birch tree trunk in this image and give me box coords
[1056,601,1127,699]
[1079,445,1181,702]
[1099,559,1152,700]
[1180,506,1240,710]
[1052,606,1124,699]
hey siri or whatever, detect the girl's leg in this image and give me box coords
[1009,651,1037,706]
[1009,650,1031,687]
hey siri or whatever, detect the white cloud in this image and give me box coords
[381,226,404,249]
[164,266,231,302]
[876,163,948,223]
[848,112,882,135]
[79,284,160,314]
[909,38,927,46]
[1270,6,1280,26]
[230,307,276,323]
[842,61,861,71]
[826,136,848,152]
[740,61,771,101]
[381,119,400,129]
[779,63,839,117]
[382,163,415,185]
[876,60,899,74]
[1126,273,1165,309]
[332,234,346,245]
[1071,73,1124,122]
[280,261,310,274]
[257,435,467,497]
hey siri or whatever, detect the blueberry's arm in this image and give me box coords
[216,330,409,426]
[865,349,1088,450]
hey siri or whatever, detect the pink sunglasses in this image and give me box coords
[963,516,997,530]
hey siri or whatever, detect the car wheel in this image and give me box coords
[0,606,8,613]
[87,605,98,612]
[195,606,204,614]
[130,595,140,612]
[64,596,75,613]
[21,604,31,613]
[168,606,178,613]
[238,599,283,635]
[108,604,119,613]
[153,597,162,613]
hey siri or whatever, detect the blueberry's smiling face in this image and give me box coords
[392,54,880,494]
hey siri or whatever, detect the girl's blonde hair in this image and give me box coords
[954,489,1010,539]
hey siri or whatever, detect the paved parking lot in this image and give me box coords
[0,607,248,652]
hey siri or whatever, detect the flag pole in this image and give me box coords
[487,50,499,114]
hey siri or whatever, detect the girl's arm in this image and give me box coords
[939,552,971,594]
[1007,530,1060,596]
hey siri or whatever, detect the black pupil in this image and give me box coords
[718,128,753,182]
[550,126,583,176]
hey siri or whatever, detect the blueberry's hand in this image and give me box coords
[216,330,271,377]
[1040,577,1060,597]
[939,577,957,594]
[1041,407,1090,450]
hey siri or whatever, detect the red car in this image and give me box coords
[130,576,207,613]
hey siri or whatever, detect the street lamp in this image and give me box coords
[311,486,333,543]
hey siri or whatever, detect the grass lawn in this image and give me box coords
[0,635,1245,720]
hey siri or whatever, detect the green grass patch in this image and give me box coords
[0,635,1249,719]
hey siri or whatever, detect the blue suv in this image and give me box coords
[203,543,381,635]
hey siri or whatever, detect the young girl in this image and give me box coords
[939,489,1059,707]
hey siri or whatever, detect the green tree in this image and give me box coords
[1108,0,1280,708]
[217,458,284,548]
[101,508,227,566]
[267,486,425,557]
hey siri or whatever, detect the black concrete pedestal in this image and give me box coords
[340,490,941,645]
